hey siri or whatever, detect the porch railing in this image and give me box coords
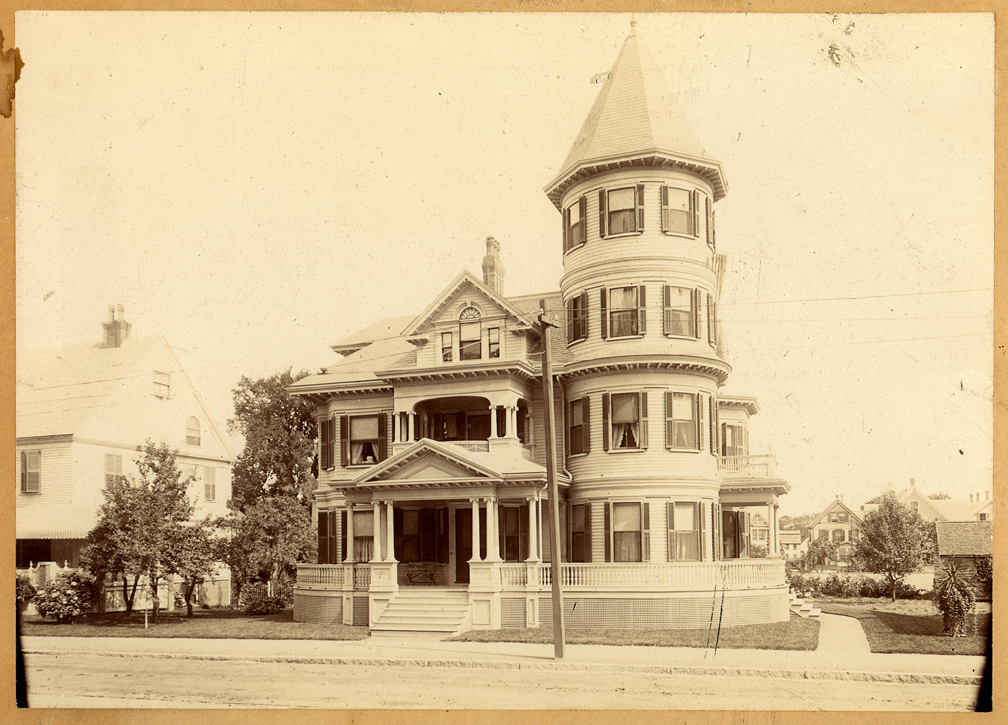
[295,564,344,589]
[719,454,778,479]
[354,564,371,589]
[499,559,785,592]
[448,440,490,454]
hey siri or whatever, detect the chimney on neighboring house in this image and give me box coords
[910,477,915,488]
[970,493,974,503]
[482,236,505,295]
[101,303,132,348]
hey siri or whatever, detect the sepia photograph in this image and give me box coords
[11,10,995,711]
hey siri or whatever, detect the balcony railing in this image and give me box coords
[501,559,785,592]
[447,440,489,454]
[296,564,345,589]
[719,453,777,479]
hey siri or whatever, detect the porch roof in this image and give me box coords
[17,504,97,540]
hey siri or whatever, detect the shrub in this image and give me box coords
[243,596,287,615]
[975,555,993,584]
[239,580,289,614]
[33,572,96,623]
[16,575,37,613]
[934,560,976,636]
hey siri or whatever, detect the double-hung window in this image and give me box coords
[20,450,41,494]
[663,286,697,337]
[604,501,649,562]
[320,417,335,470]
[441,332,453,362]
[607,286,644,338]
[104,454,124,488]
[567,397,589,456]
[566,292,588,343]
[668,502,701,561]
[488,327,500,358]
[564,196,586,252]
[665,392,700,450]
[203,466,216,502]
[342,414,386,466]
[459,307,482,361]
[721,423,748,457]
[603,391,646,451]
[570,504,590,562]
[607,188,637,235]
[661,186,696,235]
[186,417,201,446]
[501,505,527,562]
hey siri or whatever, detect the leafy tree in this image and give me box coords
[81,441,196,620]
[216,496,316,601]
[806,537,837,571]
[928,492,952,500]
[854,491,930,601]
[779,513,815,540]
[751,544,768,559]
[165,519,218,618]
[228,370,318,512]
[934,559,976,636]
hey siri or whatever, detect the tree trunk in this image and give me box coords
[185,582,195,618]
[123,576,139,617]
[890,575,897,602]
[150,572,160,622]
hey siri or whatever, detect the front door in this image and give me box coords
[455,508,472,584]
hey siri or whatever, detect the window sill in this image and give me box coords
[347,463,378,469]
[602,231,642,241]
[566,337,587,348]
[666,447,703,454]
[605,334,644,342]
[662,231,701,240]
[567,451,588,459]
[607,447,645,454]
[563,243,586,257]
[664,333,697,341]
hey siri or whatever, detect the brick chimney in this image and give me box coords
[101,303,132,348]
[481,236,504,295]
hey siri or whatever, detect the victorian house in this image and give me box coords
[290,21,790,633]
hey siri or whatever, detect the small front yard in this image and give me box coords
[448,613,819,650]
[817,598,990,656]
[20,608,369,641]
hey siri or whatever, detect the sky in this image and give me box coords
[15,12,994,516]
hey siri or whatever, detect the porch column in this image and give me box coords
[507,406,517,437]
[486,496,501,562]
[470,498,482,562]
[372,502,383,562]
[407,412,415,442]
[345,505,356,563]
[489,405,498,438]
[537,497,544,561]
[526,495,539,562]
[773,503,780,557]
[386,501,396,562]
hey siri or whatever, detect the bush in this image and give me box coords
[975,555,993,584]
[934,561,976,636]
[16,575,37,613]
[239,580,289,615]
[33,572,96,623]
[787,570,930,600]
[243,595,287,615]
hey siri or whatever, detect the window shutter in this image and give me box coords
[600,288,608,339]
[698,394,705,452]
[579,291,588,340]
[663,285,671,335]
[665,391,673,448]
[578,195,587,245]
[564,400,570,460]
[667,502,675,561]
[640,391,648,449]
[20,451,25,493]
[661,185,670,233]
[583,396,591,454]
[566,298,573,342]
[340,509,348,563]
[700,502,708,562]
[693,289,701,339]
[692,190,699,237]
[317,420,325,470]
[709,396,716,455]
[694,394,701,451]
[712,209,717,249]
[562,205,568,252]
[636,183,645,231]
[339,415,349,467]
[706,196,713,246]
[329,512,338,565]
[604,501,612,562]
[601,393,610,452]
[638,285,647,334]
[598,189,607,238]
[707,293,715,345]
[318,511,329,564]
[378,413,388,461]
[642,502,651,562]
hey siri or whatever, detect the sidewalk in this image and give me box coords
[22,614,986,686]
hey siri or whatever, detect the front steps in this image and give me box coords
[789,591,821,618]
[370,587,471,636]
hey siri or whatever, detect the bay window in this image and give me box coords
[665,392,699,450]
[668,502,700,561]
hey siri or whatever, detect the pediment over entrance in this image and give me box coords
[352,439,503,487]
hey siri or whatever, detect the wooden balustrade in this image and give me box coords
[530,559,784,591]
[718,454,778,478]
[295,564,344,589]
[499,564,527,588]
[354,565,371,589]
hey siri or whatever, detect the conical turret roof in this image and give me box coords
[545,23,727,209]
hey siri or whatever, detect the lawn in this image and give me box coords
[448,613,819,650]
[20,608,370,641]
[817,598,990,656]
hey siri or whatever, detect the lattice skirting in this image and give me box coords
[293,590,343,624]
[538,588,789,629]
[501,597,526,628]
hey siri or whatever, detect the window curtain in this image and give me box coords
[667,286,693,336]
[672,393,696,448]
[613,502,642,562]
[609,286,639,337]
[608,188,636,234]
[611,393,639,449]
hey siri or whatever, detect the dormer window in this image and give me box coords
[459,307,481,361]
[186,416,201,446]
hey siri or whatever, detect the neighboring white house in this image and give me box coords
[16,305,235,606]
[807,496,862,566]
[860,479,993,523]
[288,21,791,634]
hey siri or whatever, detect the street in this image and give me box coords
[24,652,980,710]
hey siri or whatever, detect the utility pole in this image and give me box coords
[538,299,566,659]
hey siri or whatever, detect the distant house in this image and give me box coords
[779,530,807,561]
[935,520,993,601]
[16,305,235,607]
[807,497,862,566]
[861,480,993,523]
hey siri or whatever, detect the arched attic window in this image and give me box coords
[186,416,201,446]
[459,307,482,361]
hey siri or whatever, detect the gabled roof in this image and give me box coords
[545,22,727,208]
[402,270,537,338]
[930,497,987,522]
[330,316,416,356]
[935,520,993,556]
[808,498,862,529]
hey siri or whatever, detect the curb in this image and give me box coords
[23,648,982,686]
